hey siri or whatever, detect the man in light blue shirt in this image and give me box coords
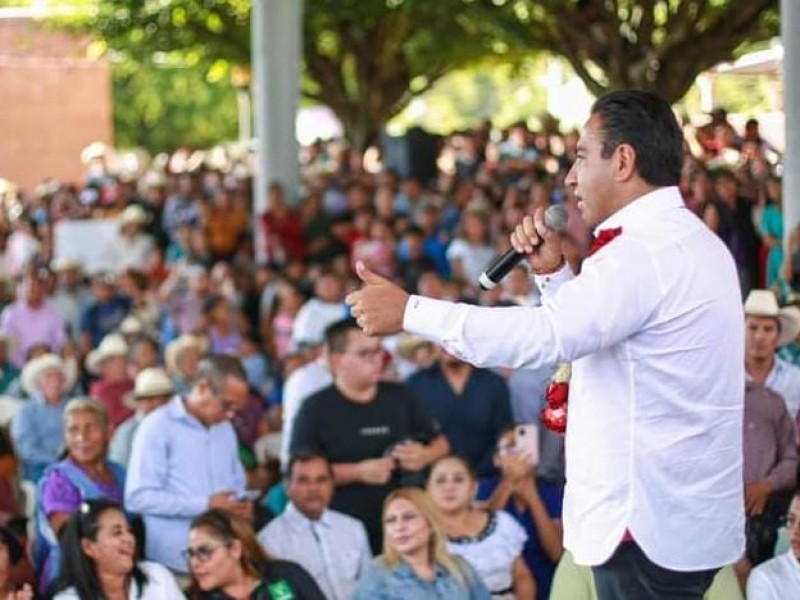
[125,355,251,574]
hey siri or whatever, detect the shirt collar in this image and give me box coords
[284,502,332,529]
[593,186,685,236]
[393,560,448,580]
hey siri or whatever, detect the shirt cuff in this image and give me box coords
[403,295,465,344]
[533,261,573,296]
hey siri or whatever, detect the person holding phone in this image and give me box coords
[125,355,253,581]
[482,427,564,600]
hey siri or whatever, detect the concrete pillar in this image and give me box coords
[251,0,302,260]
[782,0,800,259]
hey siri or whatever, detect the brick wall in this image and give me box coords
[0,17,112,192]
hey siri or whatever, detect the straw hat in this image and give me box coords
[118,204,149,227]
[21,353,77,396]
[165,334,206,375]
[395,334,433,361]
[85,334,129,375]
[744,289,800,346]
[124,367,175,409]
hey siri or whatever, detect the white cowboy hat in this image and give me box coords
[86,334,129,375]
[165,334,206,375]
[124,367,175,409]
[118,204,149,227]
[21,354,77,396]
[744,289,800,346]
[119,315,144,336]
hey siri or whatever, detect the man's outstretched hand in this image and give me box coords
[345,261,410,336]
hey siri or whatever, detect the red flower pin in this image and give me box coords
[589,226,623,256]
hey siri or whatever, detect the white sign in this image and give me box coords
[54,219,120,275]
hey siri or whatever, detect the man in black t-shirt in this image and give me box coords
[290,318,449,553]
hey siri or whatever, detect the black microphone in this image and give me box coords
[479,204,569,291]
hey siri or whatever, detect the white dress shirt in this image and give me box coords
[404,187,745,570]
[258,502,372,600]
[746,551,800,600]
[761,357,800,421]
[53,561,185,599]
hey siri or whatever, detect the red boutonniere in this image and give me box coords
[542,363,571,434]
[589,226,623,256]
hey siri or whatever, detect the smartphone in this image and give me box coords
[232,489,261,502]
[514,424,540,466]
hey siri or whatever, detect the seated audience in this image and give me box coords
[53,499,184,599]
[11,353,75,482]
[427,455,534,599]
[746,491,800,599]
[109,367,174,466]
[354,488,490,599]
[186,509,324,599]
[258,452,371,599]
[35,397,125,594]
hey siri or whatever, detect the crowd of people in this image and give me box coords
[0,101,794,599]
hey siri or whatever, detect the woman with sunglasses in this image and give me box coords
[53,499,185,599]
[186,509,324,600]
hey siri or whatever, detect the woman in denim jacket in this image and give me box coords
[354,488,490,600]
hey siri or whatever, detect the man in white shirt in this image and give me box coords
[346,90,744,600]
[746,492,800,599]
[258,452,371,600]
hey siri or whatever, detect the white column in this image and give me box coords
[251,0,302,259]
[782,0,800,259]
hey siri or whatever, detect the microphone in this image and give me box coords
[479,204,568,291]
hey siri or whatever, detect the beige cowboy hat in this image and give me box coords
[118,204,149,227]
[119,315,144,336]
[50,257,84,273]
[21,353,77,396]
[86,333,129,375]
[165,334,206,375]
[744,289,800,346]
[124,367,175,409]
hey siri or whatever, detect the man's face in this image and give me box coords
[788,497,800,561]
[565,114,618,230]
[331,330,384,389]
[287,458,334,521]
[745,316,780,362]
[193,375,250,425]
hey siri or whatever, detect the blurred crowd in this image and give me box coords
[0,106,794,599]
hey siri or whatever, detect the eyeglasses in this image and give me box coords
[181,542,229,563]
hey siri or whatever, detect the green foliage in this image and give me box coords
[112,56,238,152]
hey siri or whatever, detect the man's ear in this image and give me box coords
[615,143,637,182]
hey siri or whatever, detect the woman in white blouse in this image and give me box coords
[427,455,535,599]
[52,499,184,600]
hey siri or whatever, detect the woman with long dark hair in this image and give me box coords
[53,499,184,599]
[186,509,324,599]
